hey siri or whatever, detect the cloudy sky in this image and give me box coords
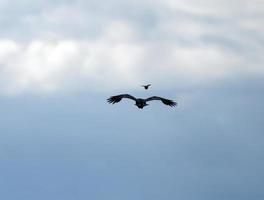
[0,0,264,199]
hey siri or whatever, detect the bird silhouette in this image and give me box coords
[142,84,151,90]
[107,94,177,109]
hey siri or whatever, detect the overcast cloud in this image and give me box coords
[0,0,263,95]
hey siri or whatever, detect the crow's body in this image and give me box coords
[142,84,151,90]
[107,94,177,109]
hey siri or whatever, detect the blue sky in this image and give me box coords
[0,0,264,200]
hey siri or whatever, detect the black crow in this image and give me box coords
[107,94,177,109]
[142,84,151,90]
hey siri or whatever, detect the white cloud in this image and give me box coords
[0,1,263,95]
[0,20,263,95]
[161,0,264,16]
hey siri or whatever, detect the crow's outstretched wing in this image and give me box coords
[107,94,137,104]
[146,96,177,107]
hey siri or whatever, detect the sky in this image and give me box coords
[0,0,264,199]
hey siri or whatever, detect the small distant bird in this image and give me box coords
[107,94,177,109]
[142,84,151,90]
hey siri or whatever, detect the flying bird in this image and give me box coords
[107,94,177,109]
[142,84,151,90]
